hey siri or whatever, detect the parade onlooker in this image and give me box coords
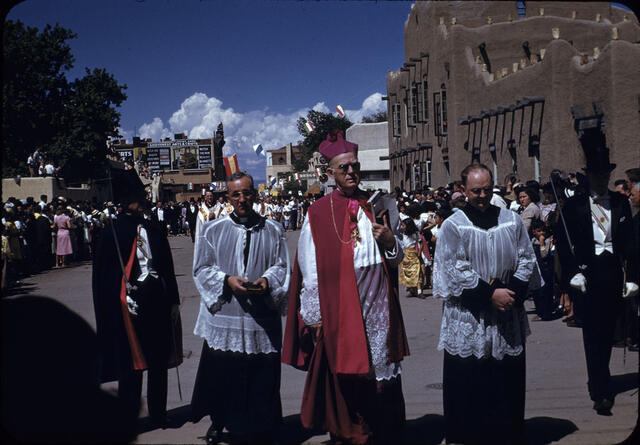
[399,216,426,297]
[531,219,556,321]
[517,186,541,232]
[54,207,73,267]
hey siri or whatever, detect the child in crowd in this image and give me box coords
[531,219,555,321]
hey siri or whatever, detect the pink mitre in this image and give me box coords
[318,130,358,162]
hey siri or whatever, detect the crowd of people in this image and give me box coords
[0,191,316,292]
[2,129,639,445]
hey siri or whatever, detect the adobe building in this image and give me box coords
[385,1,640,190]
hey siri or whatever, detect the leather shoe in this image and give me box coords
[594,398,614,416]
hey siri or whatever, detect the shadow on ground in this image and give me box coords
[402,414,445,445]
[278,414,325,445]
[525,416,578,445]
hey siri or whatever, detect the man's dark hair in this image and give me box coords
[461,163,493,185]
[40,194,48,202]
[228,171,255,189]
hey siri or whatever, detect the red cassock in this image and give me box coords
[282,189,409,443]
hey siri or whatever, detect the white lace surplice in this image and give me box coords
[193,216,290,354]
[298,206,404,381]
[433,208,542,360]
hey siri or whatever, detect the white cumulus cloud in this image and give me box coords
[139,117,172,141]
[131,92,386,182]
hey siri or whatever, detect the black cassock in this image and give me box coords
[92,212,181,419]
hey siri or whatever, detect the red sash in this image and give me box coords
[119,240,147,371]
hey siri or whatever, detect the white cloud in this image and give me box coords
[139,117,172,141]
[344,92,386,123]
[134,92,385,181]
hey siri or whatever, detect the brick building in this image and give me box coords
[385,1,640,190]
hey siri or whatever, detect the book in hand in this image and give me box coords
[367,190,401,237]
[243,282,263,291]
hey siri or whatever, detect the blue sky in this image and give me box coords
[8,0,414,182]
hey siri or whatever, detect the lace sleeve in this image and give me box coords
[193,225,228,314]
[432,219,480,299]
[297,218,322,325]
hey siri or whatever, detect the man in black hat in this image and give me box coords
[92,169,182,428]
[555,131,637,416]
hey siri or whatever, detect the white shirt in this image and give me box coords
[156,208,164,221]
[590,193,613,256]
[136,225,158,282]
[44,164,55,175]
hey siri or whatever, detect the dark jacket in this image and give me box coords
[92,212,180,383]
[555,190,634,288]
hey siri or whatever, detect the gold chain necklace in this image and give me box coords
[330,194,361,245]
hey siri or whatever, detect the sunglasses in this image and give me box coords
[330,162,361,174]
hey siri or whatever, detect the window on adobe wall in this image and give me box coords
[433,92,441,137]
[411,84,419,124]
[392,103,401,137]
[278,156,285,165]
[403,100,409,136]
[421,75,429,123]
[516,1,526,18]
[440,84,448,136]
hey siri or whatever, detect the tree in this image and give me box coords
[50,68,127,182]
[295,110,352,171]
[362,111,388,123]
[2,20,127,181]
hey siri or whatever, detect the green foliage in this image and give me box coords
[295,110,352,172]
[2,20,127,182]
[362,111,388,123]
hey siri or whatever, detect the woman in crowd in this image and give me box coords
[399,216,426,298]
[517,186,541,232]
[53,207,73,268]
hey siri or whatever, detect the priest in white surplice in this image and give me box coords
[433,164,541,445]
[195,190,217,240]
[190,172,290,445]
